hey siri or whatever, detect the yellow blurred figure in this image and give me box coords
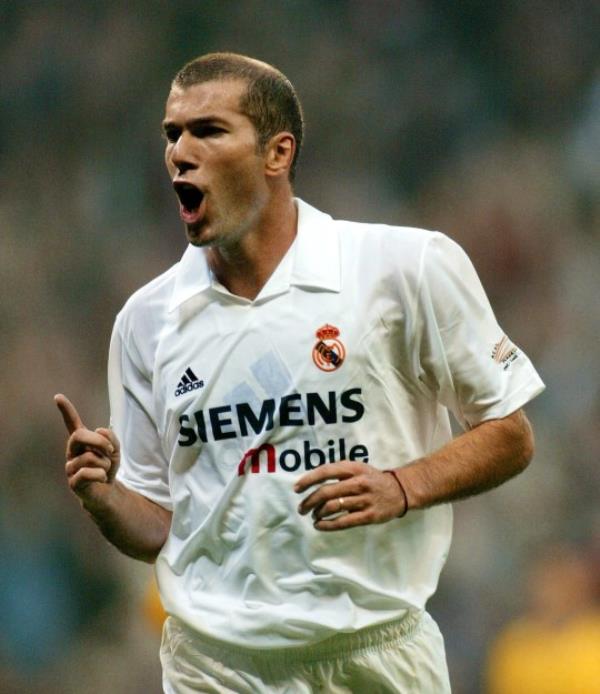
[143,576,168,632]
[486,544,600,694]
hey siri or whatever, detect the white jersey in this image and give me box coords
[109,199,544,647]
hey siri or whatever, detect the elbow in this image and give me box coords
[144,524,171,564]
[522,426,535,470]
[132,536,167,564]
[121,539,166,564]
[511,409,535,474]
[137,508,171,564]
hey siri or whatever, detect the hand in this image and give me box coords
[294,461,407,531]
[55,393,120,503]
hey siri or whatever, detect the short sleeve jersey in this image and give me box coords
[110,199,544,647]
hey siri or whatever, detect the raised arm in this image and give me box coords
[55,394,171,562]
[295,408,534,530]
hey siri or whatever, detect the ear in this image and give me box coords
[264,132,295,178]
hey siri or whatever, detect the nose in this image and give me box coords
[169,132,197,174]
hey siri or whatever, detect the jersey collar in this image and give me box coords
[168,198,341,312]
[291,199,341,293]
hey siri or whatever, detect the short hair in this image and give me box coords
[173,52,304,181]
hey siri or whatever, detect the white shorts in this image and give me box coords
[160,611,451,693]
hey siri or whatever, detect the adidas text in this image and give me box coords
[175,380,205,397]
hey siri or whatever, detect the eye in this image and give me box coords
[192,124,226,138]
[163,127,181,143]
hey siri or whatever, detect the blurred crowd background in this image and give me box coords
[1,1,599,692]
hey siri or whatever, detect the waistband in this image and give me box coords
[166,610,424,666]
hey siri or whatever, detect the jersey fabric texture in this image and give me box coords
[109,199,545,648]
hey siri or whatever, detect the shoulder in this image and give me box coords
[332,216,451,283]
[114,262,179,339]
[298,199,453,272]
[337,215,441,253]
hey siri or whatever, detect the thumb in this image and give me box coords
[54,393,85,434]
[95,427,120,482]
[95,427,120,454]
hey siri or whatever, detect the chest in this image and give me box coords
[152,285,411,447]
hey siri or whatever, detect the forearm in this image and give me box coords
[81,481,172,563]
[398,409,534,511]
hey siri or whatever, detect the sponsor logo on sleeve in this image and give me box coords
[491,336,520,370]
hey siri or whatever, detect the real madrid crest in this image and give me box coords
[313,324,345,372]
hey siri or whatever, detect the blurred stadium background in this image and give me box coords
[1,2,599,692]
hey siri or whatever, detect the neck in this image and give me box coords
[205,193,297,300]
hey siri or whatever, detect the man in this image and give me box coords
[56,52,545,692]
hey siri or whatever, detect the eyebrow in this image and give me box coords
[161,116,228,132]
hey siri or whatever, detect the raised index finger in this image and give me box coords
[54,393,85,434]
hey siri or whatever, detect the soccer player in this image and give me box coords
[56,52,545,692]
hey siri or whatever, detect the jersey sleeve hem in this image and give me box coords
[116,470,173,512]
[465,373,545,428]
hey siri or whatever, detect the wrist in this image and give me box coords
[384,469,409,517]
[79,480,118,517]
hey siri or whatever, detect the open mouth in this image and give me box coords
[173,182,204,214]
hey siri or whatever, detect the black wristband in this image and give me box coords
[383,469,409,518]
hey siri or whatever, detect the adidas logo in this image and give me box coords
[174,367,204,397]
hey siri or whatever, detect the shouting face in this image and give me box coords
[163,79,270,248]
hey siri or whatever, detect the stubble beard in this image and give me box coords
[186,184,267,255]
[185,214,253,256]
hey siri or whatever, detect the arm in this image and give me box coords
[295,408,534,530]
[399,408,534,509]
[56,394,171,562]
[297,235,543,530]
